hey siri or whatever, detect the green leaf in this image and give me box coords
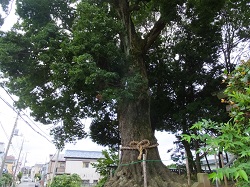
[217,171,224,181]
[208,172,217,182]
[181,134,191,143]
[239,169,248,181]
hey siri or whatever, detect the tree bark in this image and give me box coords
[105,78,188,187]
[182,140,196,174]
[194,140,202,173]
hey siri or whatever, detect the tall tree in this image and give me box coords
[149,0,250,174]
[219,0,250,73]
[0,0,230,186]
[149,0,228,173]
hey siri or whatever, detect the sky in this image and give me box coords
[0,3,177,167]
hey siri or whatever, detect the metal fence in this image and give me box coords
[82,183,97,187]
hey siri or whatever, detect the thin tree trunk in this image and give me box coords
[204,153,212,173]
[194,140,202,173]
[182,140,196,174]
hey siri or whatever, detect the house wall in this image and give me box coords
[6,162,14,174]
[65,158,100,184]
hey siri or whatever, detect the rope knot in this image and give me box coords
[121,139,158,160]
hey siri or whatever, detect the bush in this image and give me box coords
[50,174,82,187]
[0,173,13,187]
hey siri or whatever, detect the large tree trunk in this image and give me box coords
[104,41,188,187]
[105,85,188,187]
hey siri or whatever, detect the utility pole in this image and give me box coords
[51,149,60,184]
[12,138,24,185]
[0,113,19,179]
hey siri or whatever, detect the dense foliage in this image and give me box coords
[0,173,13,187]
[50,174,82,187]
[183,59,250,186]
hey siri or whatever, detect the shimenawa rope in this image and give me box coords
[121,139,158,160]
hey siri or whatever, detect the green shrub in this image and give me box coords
[0,173,13,187]
[50,174,82,187]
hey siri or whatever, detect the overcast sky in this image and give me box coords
[0,4,176,167]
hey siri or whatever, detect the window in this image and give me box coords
[59,163,65,167]
[82,162,89,168]
[93,180,98,184]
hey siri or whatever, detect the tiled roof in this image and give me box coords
[50,154,65,161]
[64,150,104,159]
[6,155,15,161]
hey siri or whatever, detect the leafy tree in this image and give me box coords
[150,0,250,174]
[17,172,23,182]
[149,0,228,173]
[183,59,250,186]
[90,114,120,150]
[92,149,119,187]
[0,173,13,187]
[0,0,238,186]
[50,174,82,187]
[219,0,250,73]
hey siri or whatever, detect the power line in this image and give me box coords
[0,121,9,140]
[0,94,53,144]
[0,94,17,112]
[20,110,52,139]
[0,85,52,139]
[0,118,18,156]
[18,114,53,144]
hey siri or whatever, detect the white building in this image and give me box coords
[64,150,103,185]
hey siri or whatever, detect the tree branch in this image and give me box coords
[144,16,167,51]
